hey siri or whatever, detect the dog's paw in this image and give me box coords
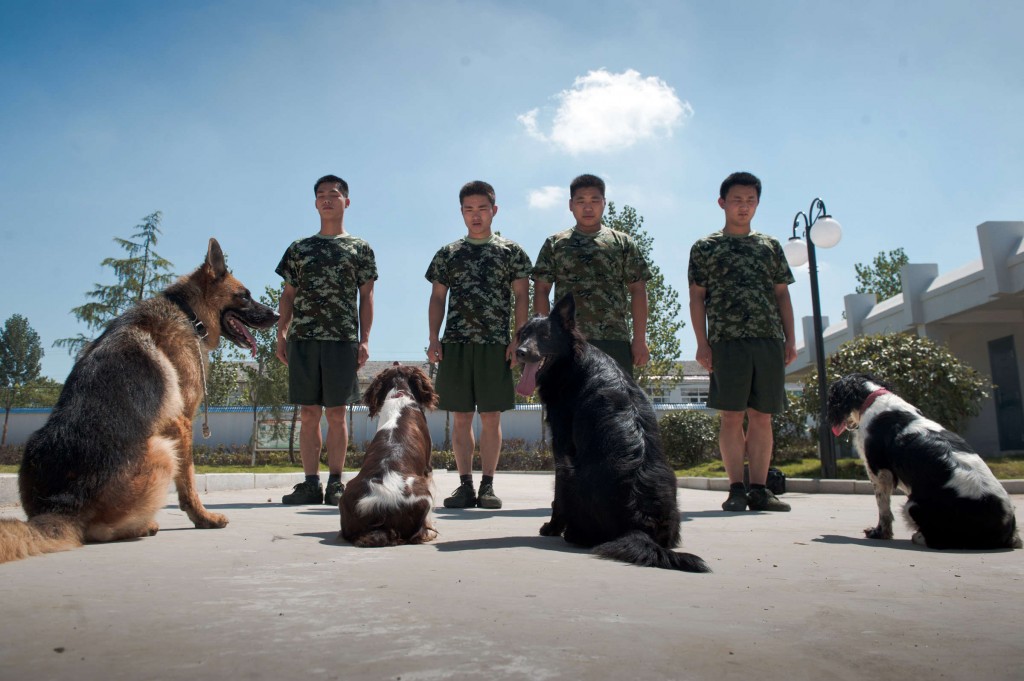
[145,521,160,536]
[864,526,893,540]
[194,513,229,529]
[911,531,928,547]
[539,521,562,537]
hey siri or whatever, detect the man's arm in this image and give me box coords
[688,283,712,372]
[357,280,374,369]
[507,277,531,364]
[628,280,650,366]
[275,283,297,365]
[774,283,797,366]
[427,281,448,364]
[533,280,552,316]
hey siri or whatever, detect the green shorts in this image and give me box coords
[589,339,634,378]
[287,339,360,408]
[707,338,787,414]
[434,343,514,413]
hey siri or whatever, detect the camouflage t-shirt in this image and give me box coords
[687,230,795,344]
[425,234,533,345]
[275,233,378,341]
[532,227,651,342]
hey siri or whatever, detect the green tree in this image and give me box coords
[0,314,43,445]
[854,247,909,301]
[12,377,63,408]
[230,284,289,464]
[603,202,685,389]
[799,333,988,434]
[55,212,175,355]
[205,345,240,407]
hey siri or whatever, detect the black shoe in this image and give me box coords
[282,480,324,505]
[747,487,791,512]
[324,480,344,506]
[443,482,477,509]
[721,487,748,512]
[477,482,502,509]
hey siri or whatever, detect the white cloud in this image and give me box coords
[527,185,568,209]
[518,69,692,155]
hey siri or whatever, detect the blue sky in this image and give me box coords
[2,0,1022,381]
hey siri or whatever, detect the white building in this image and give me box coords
[786,221,1024,456]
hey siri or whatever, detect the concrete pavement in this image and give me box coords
[1,471,1021,681]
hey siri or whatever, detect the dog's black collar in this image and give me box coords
[164,292,208,340]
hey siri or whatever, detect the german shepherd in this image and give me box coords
[0,238,278,563]
[515,294,710,573]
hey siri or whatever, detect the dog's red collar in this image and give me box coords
[860,388,890,413]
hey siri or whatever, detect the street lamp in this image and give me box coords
[784,198,843,479]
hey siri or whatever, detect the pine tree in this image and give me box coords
[54,212,175,355]
[603,202,685,390]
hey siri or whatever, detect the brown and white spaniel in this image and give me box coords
[339,364,440,547]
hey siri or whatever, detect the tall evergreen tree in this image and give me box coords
[0,314,43,445]
[603,202,685,390]
[55,212,175,355]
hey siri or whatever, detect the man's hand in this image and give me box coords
[427,339,443,364]
[357,341,370,369]
[505,340,518,367]
[276,336,288,365]
[696,342,712,372]
[631,337,650,366]
[784,338,797,366]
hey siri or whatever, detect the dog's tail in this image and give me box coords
[594,530,711,573]
[0,514,85,564]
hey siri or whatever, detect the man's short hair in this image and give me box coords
[720,172,761,200]
[570,174,606,199]
[314,174,349,198]
[459,180,496,206]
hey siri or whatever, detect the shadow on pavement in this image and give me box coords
[433,534,588,554]
[433,507,552,520]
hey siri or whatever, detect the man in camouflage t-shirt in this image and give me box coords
[688,172,795,513]
[274,174,378,506]
[426,181,532,509]
[532,174,651,377]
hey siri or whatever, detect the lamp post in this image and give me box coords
[783,198,842,479]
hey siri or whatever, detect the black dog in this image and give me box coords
[515,294,710,572]
[827,372,1021,550]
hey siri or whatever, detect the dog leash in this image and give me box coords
[164,292,212,439]
[196,339,211,439]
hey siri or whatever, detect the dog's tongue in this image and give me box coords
[516,362,539,396]
[831,423,848,437]
[230,319,258,358]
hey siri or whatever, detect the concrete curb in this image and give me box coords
[2,472,1022,506]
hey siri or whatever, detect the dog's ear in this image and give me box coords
[408,367,440,411]
[551,293,576,331]
[362,372,385,418]
[205,238,228,280]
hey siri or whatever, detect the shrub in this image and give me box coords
[772,397,816,461]
[659,410,719,468]
[799,333,988,433]
[0,444,22,466]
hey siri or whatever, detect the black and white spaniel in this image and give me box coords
[827,373,1021,550]
[338,364,439,547]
